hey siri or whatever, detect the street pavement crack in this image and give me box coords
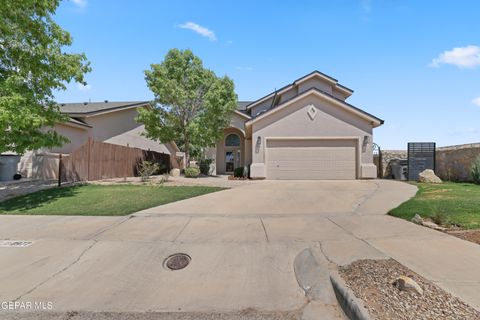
[87,215,133,240]
[318,241,334,264]
[14,240,98,301]
[351,180,380,213]
[327,216,383,256]
[172,217,192,242]
[260,218,269,242]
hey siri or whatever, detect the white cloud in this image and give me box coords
[72,0,87,9]
[430,45,480,69]
[472,97,480,107]
[77,83,91,91]
[179,22,216,41]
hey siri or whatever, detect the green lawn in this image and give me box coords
[389,182,480,229]
[0,184,224,216]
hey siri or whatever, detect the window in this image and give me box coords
[225,133,240,147]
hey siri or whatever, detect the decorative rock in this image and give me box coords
[422,220,447,231]
[393,276,424,295]
[169,168,180,177]
[418,169,442,184]
[411,214,423,225]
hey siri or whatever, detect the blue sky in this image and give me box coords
[54,0,480,149]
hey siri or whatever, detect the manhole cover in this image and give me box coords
[164,253,191,270]
[0,240,33,248]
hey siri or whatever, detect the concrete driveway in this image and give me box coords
[1,179,480,319]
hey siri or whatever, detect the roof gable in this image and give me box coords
[246,88,383,127]
[246,71,353,110]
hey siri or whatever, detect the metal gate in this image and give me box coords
[372,143,382,178]
[407,142,436,181]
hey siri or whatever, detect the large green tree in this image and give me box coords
[0,0,90,154]
[138,49,237,165]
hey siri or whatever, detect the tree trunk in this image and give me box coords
[184,134,190,168]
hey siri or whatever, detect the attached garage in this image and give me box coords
[265,138,357,180]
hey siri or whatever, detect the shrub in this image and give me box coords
[471,155,480,184]
[184,166,200,178]
[198,158,213,175]
[137,161,159,181]
[431,209,451,226]
[233,166,248,178]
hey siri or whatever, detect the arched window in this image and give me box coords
[225,133,240,147]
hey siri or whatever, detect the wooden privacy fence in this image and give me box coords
[60,138,171,182]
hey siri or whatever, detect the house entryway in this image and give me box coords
[225,150,241,173]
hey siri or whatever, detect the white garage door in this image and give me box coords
[266,139,357,180]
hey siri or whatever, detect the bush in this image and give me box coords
[431,209,451,226]
[471,155,480,184]
[198,158,213,175]
[184,167,200,178]
[233,166,248,178]
[137,161,159,181]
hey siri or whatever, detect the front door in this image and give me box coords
[225,150,241,173]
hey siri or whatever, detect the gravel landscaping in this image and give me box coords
[447,229,480,245]
[339,259,480,320]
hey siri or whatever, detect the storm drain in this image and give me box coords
[164,253,191,270]
[0,240,33,248]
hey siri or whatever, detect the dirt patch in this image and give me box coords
[447,229,480,245]
[339,259,480,320]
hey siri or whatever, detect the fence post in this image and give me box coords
[87,137,91,181]
[58,154,62,187]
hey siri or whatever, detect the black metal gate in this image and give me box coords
[372,143,382,178]
[407,142,436,181]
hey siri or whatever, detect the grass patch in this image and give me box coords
[389,182,480,229]
[0,184,224,216]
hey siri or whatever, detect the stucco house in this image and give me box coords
[207,71,384,180]
[18,101,180,179]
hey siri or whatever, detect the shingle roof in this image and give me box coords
[237,101,252,111]
[58,101,149,115]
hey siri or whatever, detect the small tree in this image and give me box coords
[471,155,480,184]
[137,49,237,165]
[0,0,91,154]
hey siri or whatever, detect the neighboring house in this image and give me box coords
[18,101,180,179]
[207,71,384,180]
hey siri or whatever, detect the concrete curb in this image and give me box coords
[330,270,371,320]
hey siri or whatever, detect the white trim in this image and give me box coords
[264,136,360,179]
[233,109,251,119]
[61,121,90,130]
[246,90,382,127]
[295,72,336,86]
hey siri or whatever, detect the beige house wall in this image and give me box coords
[249,94,374,178]
[298,77,332,95]
[17,106,178,179]
[50,107,174,155]
[49,123,89,154]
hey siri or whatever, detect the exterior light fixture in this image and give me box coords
[363,135,369,146]
[255,136,262,153]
